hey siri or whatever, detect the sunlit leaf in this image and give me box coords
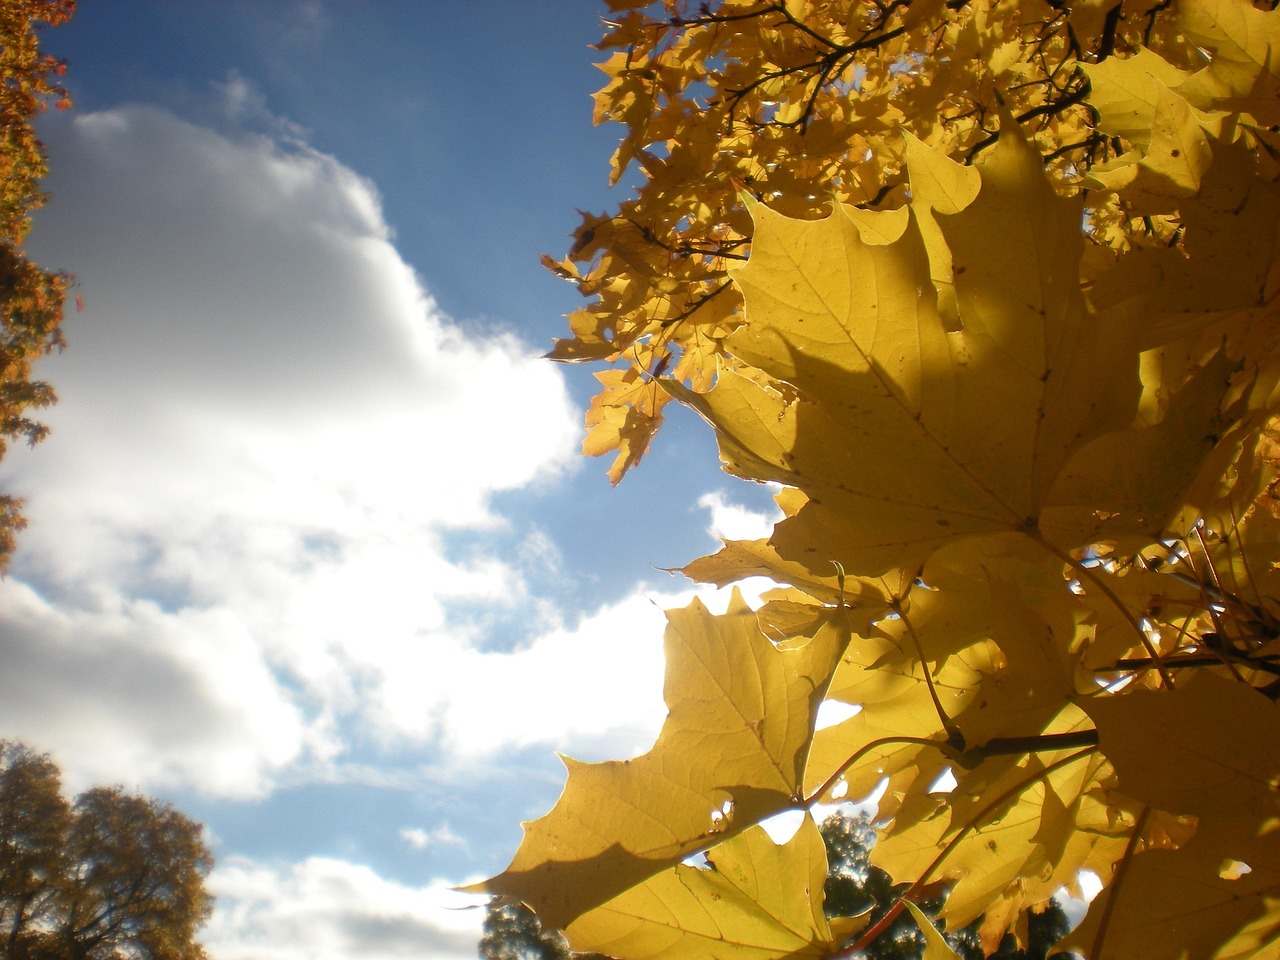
[474,593,851,930]
[505,4,1280,957]
[1072,674,1280,959]
[904,901,963,960]
[563,817,860,960]
[672,127,1141,576]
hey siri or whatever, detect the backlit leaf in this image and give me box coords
[563,817,858,960]
[1072,673,1280,959]
[474,593,850,930]
[502,4,1280,957]
[904,901,962,960]
[674,126,1141,576]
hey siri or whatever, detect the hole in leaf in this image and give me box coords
[1140,617,1163,644]
[816,699,862,730]
[1055,871,1104,930]
[760,809,806,844]
[1220,859,1252,880]
[928,767,958,795]
[1077,869,1103,900]
[1096,673,1135,693]
[709,799,734,831]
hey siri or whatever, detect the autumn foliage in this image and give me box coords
[480,1,1280,958]
[0,0,73,565]
[0,742,213,960]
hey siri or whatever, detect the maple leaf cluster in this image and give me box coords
[480,1,1280,959]
[0,0,74,566]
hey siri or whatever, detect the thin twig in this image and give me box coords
[1088,806,1151,960]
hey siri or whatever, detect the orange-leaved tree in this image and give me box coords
[0,0,74,566]
[0,741,213,960]
[478,1,1280,959]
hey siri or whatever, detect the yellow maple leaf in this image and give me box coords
[904,901,963,960]
[506,4,1280,957]
[670,125,1142,577]
[472,592,850,931]
[1043,348,1242,549]
[583,366,671,484]
[1090,140,1280,356]
[563,817,866,960]
[1177,0,1280,124]
[1071,673,1280,959]
[1082,47,1194,152]
[873,748,1106,933]
[1084,81,1220,213]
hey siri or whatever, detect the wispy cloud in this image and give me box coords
[0,91,777,960]
[400,824,466,852]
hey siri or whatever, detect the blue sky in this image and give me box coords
[0,3,782,959]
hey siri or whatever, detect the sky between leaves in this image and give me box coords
[0,3,783,959]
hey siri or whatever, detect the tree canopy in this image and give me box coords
[0,741,212,960]
[476,1,1280,958]
[0,0,74,566]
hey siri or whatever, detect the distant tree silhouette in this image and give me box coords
[0,741,212,960]
[819,813,1070,960]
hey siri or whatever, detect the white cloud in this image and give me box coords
[0,579,312,798]
[404,586,676,763]
[0,104,580,795]
[401,824,466,852]
[204,856,486,960]
[0,62,864,960]
[2,101,792,810]
[411,576,805,767]
[698,490,781,543]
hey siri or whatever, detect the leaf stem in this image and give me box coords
[1101,653,1280,676]
[803,735,961,807]
[965,729,1098,762]
[806,728,1099,804]
[1088,805,1150,960]
[894,594,965,748]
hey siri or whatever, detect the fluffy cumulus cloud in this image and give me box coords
[0,98,784,960]
[0,104,581,796]
[698,489,781,542]
[0,579,308,797]
[204,856,486,960]
[0,73,848,960]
